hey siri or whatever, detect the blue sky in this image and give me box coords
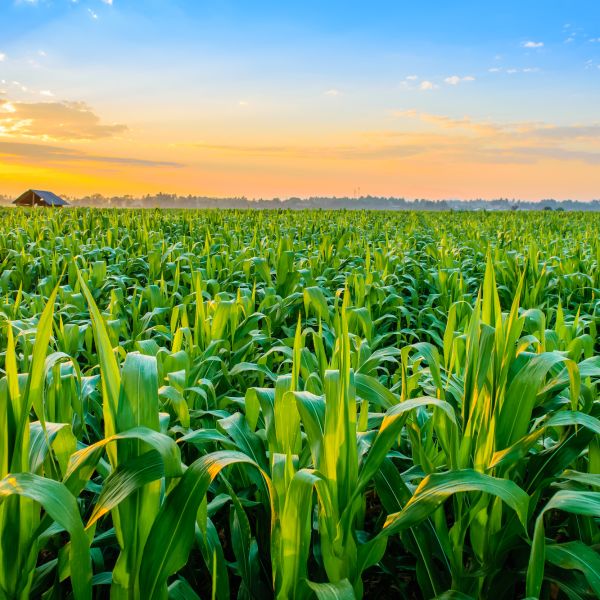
[1,1,600,198]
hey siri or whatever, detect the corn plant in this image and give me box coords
[0,207,597,599]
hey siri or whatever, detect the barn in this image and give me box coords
[13,189,69,207]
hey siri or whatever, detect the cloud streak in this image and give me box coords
[0,140,184,167]
[383,110,600,164]
[187,112,600,166]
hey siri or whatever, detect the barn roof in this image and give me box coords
[31,190,69,206]
[13,189,69,206]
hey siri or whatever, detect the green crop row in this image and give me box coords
[0,208,598,599]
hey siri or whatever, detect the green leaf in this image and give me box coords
[527,491,600,598]
[29,421,72,474]
[0,473,92,600]
[139,451,273,600]
[87,449,165,528]
[545,541,600,597]
[496,352,578,449]
[303,287,330,323]
[64,427,182,498]
[78,271,121,452]
[168,577,201,600]
[383,469,529,537]
[306,578,356,599]
[276,469,323,600]
[355,397,457,499]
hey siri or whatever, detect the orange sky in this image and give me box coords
[2,109,600,199]
[0,98,600,199]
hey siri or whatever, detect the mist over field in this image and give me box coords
[2,193,600,210]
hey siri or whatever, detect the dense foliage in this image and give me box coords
[0,208,598,600]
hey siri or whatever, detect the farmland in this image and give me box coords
[0,207,598,600]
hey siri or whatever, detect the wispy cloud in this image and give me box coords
[391,110,499,135]
[324,89,340,96]
[190,140,427,161]
[399,76,418,90]
[522,41,544,48]
[384,110,600,165]
[188,116,600,165]
[444,75,475,85]
[419,80,438,91]
[0,140,183,167]
[488,67,539,74]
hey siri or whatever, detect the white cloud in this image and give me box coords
[88,8,98,19]
[40,90,54,97]
[0,53,6,62]
[324,89,340,96]
[444,75,475,85]
[489,67,539,75]
[399,76,419,89]
[522,41,544,48]
[444,76,461,85]
[238,100,248,106]
[102,0,113,4]
[419,80,438,91]
[590,38,600,43]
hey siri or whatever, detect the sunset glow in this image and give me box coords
[1,1,600,199]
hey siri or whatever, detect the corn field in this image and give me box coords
[0,207,598,600]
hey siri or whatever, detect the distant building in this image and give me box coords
[13,189,69,207]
